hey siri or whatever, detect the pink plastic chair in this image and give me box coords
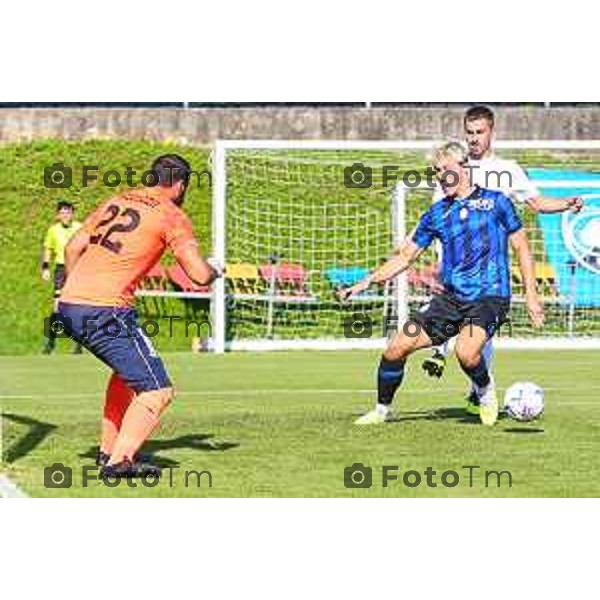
[259,263,309,296]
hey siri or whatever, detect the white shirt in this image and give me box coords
[433,154,539,204]
[468,155,539,203]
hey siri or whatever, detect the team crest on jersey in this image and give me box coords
[562,197,600,275]
[468,198,495,211]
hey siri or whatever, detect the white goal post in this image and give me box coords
[211,139,600,353]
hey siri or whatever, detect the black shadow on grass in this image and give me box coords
[143,434,240,454]
[2,413,57,464]
[377,408,514,425]
[503,427,544,434]
[385,407,481,425]
[79,434,239,468]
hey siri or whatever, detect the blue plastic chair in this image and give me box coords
[324,266,370,288]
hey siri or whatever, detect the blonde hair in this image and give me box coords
[430,140,469,168]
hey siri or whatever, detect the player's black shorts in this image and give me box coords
[412,294,510,346]
[53,264,66,299]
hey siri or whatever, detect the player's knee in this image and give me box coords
[456,346,480,369]
[386,320,432,361]
[137,387,173,416]
[164,386,175,406]
[159,387,174,411]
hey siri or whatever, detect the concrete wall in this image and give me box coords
[0,107,598,144]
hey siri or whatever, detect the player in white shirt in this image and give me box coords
[421,105,583,415]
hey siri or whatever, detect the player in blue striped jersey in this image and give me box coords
[340,141,544,426]
[421,105,583,416]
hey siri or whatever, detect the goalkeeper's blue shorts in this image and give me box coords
[57,302,172,393]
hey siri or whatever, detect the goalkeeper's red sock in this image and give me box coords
[101,374,135,456]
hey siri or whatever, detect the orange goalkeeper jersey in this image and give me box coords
[60,187,198,307]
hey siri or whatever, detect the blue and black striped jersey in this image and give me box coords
[413,186,522,301]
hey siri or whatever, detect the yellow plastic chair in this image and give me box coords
[226,263,261,295]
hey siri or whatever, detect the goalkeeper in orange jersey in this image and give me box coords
[57,155,222,479]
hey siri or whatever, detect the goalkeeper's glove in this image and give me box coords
[206,257,225,278]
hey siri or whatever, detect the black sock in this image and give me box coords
[460,358,490,389]
[377,357,406,406]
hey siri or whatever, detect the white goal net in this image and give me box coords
[211,140,600,352]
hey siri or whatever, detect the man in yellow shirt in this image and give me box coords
[42,201,83,354]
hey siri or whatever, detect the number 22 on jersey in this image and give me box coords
[90,204,141,254]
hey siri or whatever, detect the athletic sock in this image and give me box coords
[481,340,494,370]
[377,356,407,407]
[101,374,135,456]
[460,358,491,390]
[469,341,494,394]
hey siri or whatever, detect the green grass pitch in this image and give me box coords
[1,350,599,497]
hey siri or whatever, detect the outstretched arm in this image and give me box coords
[338,239,423,302]
[510,229,544,328]
[173,245,221,287]
[526,196,583,214]
[166,211,223,287]
[509,161,582,214]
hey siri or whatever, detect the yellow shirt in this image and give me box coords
[44,221,82,265]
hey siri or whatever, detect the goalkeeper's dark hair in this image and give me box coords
[151,154,192,189]
[464,105,495,128]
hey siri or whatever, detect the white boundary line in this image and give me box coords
[228,339,600,351]
[0,475,27,498]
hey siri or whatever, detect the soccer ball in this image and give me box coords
[504,382,544,421]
